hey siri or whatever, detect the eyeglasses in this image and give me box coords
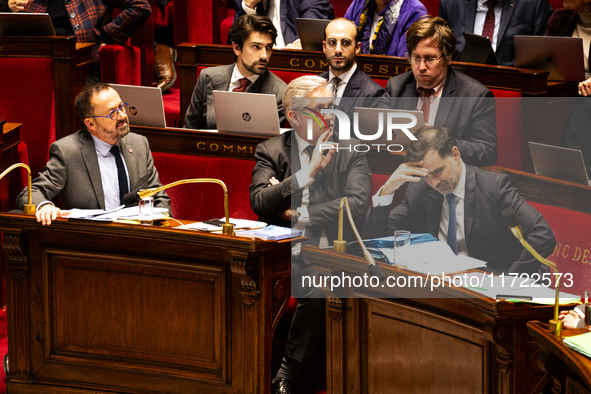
[88,102,129,121]
[324,38,356,50]
[409,55,444,66]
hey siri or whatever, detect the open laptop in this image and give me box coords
[296,18,330,51]
[515,36,585,82]
[109,84,166,128]
[0,12,55,36]
[353,108,425,148]
[459,32,498,65]
[529,142,591,186]
[213,90,287,136]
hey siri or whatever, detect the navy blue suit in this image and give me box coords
[230,0,334,45]
[439,0,553,66]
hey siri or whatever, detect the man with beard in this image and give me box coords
[184,13,287,129]
[363,126,556,275]
[17,82,170,225]
[318,18,387,119]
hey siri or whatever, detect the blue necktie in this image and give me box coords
[110,145,129,205]
[445,194,458,255]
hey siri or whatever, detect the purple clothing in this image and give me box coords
[344,0,427,57]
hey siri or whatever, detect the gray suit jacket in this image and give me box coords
[363,164,556,275]
[184,63,287,130]
[439,0,552,66]
[386,68,497,167]
[17,129,170,211]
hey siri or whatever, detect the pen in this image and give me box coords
[496,294,533,300]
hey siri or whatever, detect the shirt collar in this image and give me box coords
[90,133,120,157]
[231,64,261,87]
[329,62,357,84]
[293,129,312,156]
[449,161,467,200]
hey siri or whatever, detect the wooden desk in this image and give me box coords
[302,246,564,394]
[528,321,591,393]
[0,213,293,393]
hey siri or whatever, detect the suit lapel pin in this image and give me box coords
[129,148,133,153]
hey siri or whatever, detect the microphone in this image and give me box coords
[0,163,35,215]
[333,197,386,283]
[502,208,562,338]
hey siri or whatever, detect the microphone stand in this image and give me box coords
[0,163,35,215]
[135,178,234,235]
[333,197,385,282]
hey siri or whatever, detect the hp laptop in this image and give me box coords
[0,12,55,36]
[353,108,425,148]
[529,142,591,186]
[515,36,585,82]
[109,84,166,128]
[459,32,498,65]
[213,90,286,136]
[296,18,331,51]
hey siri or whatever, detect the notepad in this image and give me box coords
[237,225,303,240]
[564,332,591,358]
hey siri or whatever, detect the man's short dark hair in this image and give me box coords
[75,82,111,120]
[230,14,277,49]
[405,126,457,162]
[324,17,361,43]
[406,16,457,60]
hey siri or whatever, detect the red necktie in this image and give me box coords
[481,0,497,42]
[233,78,251,92]
[418,87,435,124]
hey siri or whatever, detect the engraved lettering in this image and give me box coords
[363,64,372,73]
[238,146,247,154]
[562,244,571,259]
[290,58,300,67]
[573,247,582,262]
[210,143,219,152]
[305,59,315,68]
[583,249,590,264]
[197,142,206,150]
[223,144,233,152]
[320,60,329,68]
[379,65,388,74]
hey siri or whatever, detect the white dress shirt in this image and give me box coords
[242,0,287,48]
[228,64,261,92]
[574,24,591,72]
[90,134,130,211]
[473,0,503,50]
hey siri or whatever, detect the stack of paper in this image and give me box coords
[66,206,169,221]
[564,332,591,358]
[237,225,303,240]
[179,218,267,232]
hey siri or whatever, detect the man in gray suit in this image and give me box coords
[386,16,497,167]
[184,14,287,129]
[364,126,555,275]
[17,82,170,225]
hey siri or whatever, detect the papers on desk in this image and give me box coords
[458,272,580,304]
[178,218,267,232]
[66,206,169,221]
[564,332,591,359]
[237,225,303,240]
[378,241,487,275]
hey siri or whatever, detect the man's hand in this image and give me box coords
[285,40,302,50]
[8,0,28,12]
[279,208,292,221]
[579,77,591,96]
[380,161,428,196]
[309,129,337,179]
[35,205,63,226]
[558,309,582,330]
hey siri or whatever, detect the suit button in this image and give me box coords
[74,24,80,30]
[70,12,76,18]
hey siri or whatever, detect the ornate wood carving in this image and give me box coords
[3,231,27,279]
[231,256,260,305]
[327,297,342,321]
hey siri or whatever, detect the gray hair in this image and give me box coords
[282,75,329,114]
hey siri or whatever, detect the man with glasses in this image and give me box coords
[17,82,170,225]
[318,18,387,119]
[250,75,370,394]
[386,16,498,167]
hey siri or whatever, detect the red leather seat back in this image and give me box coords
[99,45,142,86]
[490,89,522,170]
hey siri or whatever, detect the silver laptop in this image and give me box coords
[515,36,585,82]
[0,12,56,36]
[353,108,425,148]
[213,90,284,136]
[296,18,331,51]
[109,84,166,128]
[529,142,591,186]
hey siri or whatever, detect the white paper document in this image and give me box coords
[66,206,169,221]
[178,218,267,232]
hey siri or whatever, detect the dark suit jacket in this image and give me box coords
[231,0,334,45]
[363,164,556,275]
[17,129,170,211]
[547,9,578,37]
[439,0,553,66]
[385,68,498,167]
[184,63,287,130]
[249,130,371,245]
[318,66,388,119]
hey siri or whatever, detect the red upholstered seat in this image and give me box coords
[490,89,522,170]
[529,202,591,296]
[99,45,142,86]
[152,152,257,221]
[421,0,440,16]
[0,58,55,178]
[163,87,181,128]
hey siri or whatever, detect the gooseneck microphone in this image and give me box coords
[501,208,562,338]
